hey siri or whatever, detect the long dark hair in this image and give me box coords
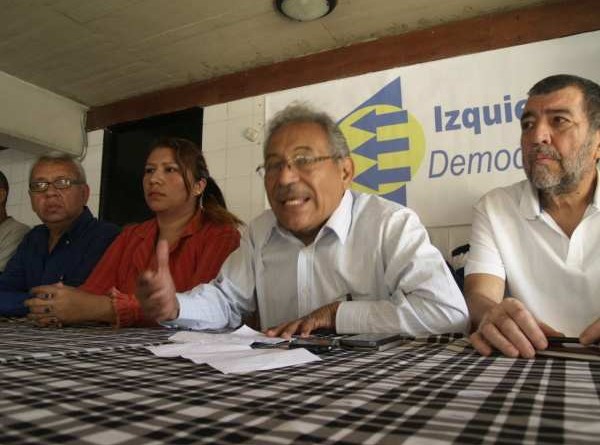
[148,137,243,226]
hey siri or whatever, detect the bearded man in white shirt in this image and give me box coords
[465,74,600,358]
[137,102,468,337]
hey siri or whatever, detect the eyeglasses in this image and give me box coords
[256,154,340,178]
[29,178,85,193]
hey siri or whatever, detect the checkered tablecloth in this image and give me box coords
[0,317,173,362]
[0,321,599,444]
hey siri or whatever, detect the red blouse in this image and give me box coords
[81,211,240,327]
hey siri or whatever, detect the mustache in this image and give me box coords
[274,185,310,201]
[532,144,561,161]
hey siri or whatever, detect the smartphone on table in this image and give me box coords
[289,337,337,354]
[340,333,411,351]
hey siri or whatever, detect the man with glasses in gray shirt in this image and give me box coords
[0,154,119,317]
[138,103,468,337]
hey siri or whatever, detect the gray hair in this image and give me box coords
[528,74,600,131]
[264,102,350,158]
[29,153,87,183]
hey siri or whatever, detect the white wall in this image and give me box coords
[428,224,471,261]
[0,97,470,259]
[202,96,267,223]
[0,129,104,228]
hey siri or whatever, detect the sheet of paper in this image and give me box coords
[183,348,262,364]
[168,325,285,346]
[147,343,194,357]
[149,325,319,373]
[207,348,321,374]
[148,343,250,358]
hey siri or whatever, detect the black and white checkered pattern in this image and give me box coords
[0,317,173,363]
[0,320,598,444]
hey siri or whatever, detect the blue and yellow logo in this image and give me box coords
[338,78,425,205]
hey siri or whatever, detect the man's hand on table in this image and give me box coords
[136,239,179,322]
[580,317,600,345]
[25,283,102,327]
[469,297,563,358]
[264,301,340,339]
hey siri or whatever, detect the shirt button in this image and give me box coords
[59,275,64,281]
[65,240,71,245]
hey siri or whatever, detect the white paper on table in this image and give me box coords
[182,347,258,364]
[147,343,195,357]
[167,324,285,346]
[148,342,251,358]
[207,348,321,374]
[148,325,316,373]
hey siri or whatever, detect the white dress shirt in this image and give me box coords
[169,190,468,335]
[465,175,600,336]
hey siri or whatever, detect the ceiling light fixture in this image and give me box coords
[275,0,337,22]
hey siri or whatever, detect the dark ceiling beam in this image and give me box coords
[86,0,599,131]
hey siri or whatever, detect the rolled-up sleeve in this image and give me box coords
[464,200,506,279]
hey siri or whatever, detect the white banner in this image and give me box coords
[266,31,600,227]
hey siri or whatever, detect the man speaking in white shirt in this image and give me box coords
[137,102,468,337]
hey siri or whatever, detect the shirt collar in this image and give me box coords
[590,167,600,211]
[40,206,93,242]
[64,206,94,237]
[320,189,353,244]
[269,189,353,245]
[519,167,600,219]
[137,208,204,241]
[519,180,541,220]
[180,209,205,238]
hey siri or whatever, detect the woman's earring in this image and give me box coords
[198,193,204,209]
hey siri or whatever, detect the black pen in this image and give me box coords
[546,336,580,345]
[546,336,599,346]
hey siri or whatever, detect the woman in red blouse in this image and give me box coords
[27,137,242,327]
